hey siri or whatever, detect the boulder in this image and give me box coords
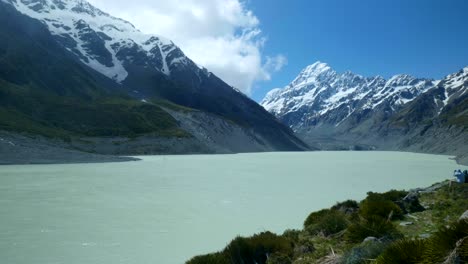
[397,192,425,213]
[363,237,378,243]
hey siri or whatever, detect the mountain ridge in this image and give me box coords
[261,61,440,130]
[0,0,309,163]
[5,0,196,83]
[261,61,467,162]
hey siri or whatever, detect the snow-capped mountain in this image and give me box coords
[433,67,468,114]
[261,61,467,155]
[261,61,437,131]
[5,0,197,84]
[0,0,309,153]
[390,66,468,125]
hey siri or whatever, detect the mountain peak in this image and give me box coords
[302,61,332,76]
[288,61,336,88]
[261,62,439,130]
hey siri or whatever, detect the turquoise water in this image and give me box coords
[0,151,463,264]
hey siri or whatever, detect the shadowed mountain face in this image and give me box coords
[0,0,309,154]
[262,62,467,157]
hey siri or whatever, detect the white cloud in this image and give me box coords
[87,0,285,95]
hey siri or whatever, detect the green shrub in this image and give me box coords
[187,232,293,264]
[223,232,293,264]
[224,236,254,264]
[366,190,407,202]
[265,252,292,264]
[304,209,332,228]
[422,219,468,263]
[359,199,404,220]
[345,216,402,243]
[359,190,407,221]
[186,253,228,264]
[331,200,359,214]
[282,229,300,243]
[0,82,190,139]
[375,238,427,264]
[305,210,349,236]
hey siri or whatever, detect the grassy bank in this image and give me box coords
[187,181,468,264]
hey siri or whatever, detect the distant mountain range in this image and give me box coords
[261,62,467,162]
[0,0,308,159]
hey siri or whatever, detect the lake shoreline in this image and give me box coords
[1,153,467,166]
[1,149,467,166]
[1,129,467,166]
[187,180,468,264]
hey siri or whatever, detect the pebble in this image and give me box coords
[399,221,414,226]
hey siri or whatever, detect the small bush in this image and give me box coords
[331,200,359,214]
[375,238,427,264]
[187,232,293,264]
[305,210,349,236]
[366,190,407,202]
[266,252,292,264]
[282,229,300,243]
[186,253,228,264]
[304,209,332,228]
[422,219,468,262]
[360,194,404,220]
[345,216,402,243]
[223,232,294,264]
[360,199,403,220]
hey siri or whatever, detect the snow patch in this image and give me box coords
[9,0,193,82]
[262,97,285,114]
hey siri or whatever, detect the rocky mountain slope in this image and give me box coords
[261,62,467,161]
[0,0,308,162]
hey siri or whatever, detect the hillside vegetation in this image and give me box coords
[187,181,468,264]
[0,79,189,139]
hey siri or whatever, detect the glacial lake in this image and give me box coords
[0,151,465,264]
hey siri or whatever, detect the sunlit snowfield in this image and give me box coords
[0,151,464,264]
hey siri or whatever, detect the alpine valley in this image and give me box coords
[0,0,308,164]
[0,0,466,165]
[261,62,467,164]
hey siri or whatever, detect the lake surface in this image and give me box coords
[0,151,464,264]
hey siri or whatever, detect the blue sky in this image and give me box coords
[248,0,468,101]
